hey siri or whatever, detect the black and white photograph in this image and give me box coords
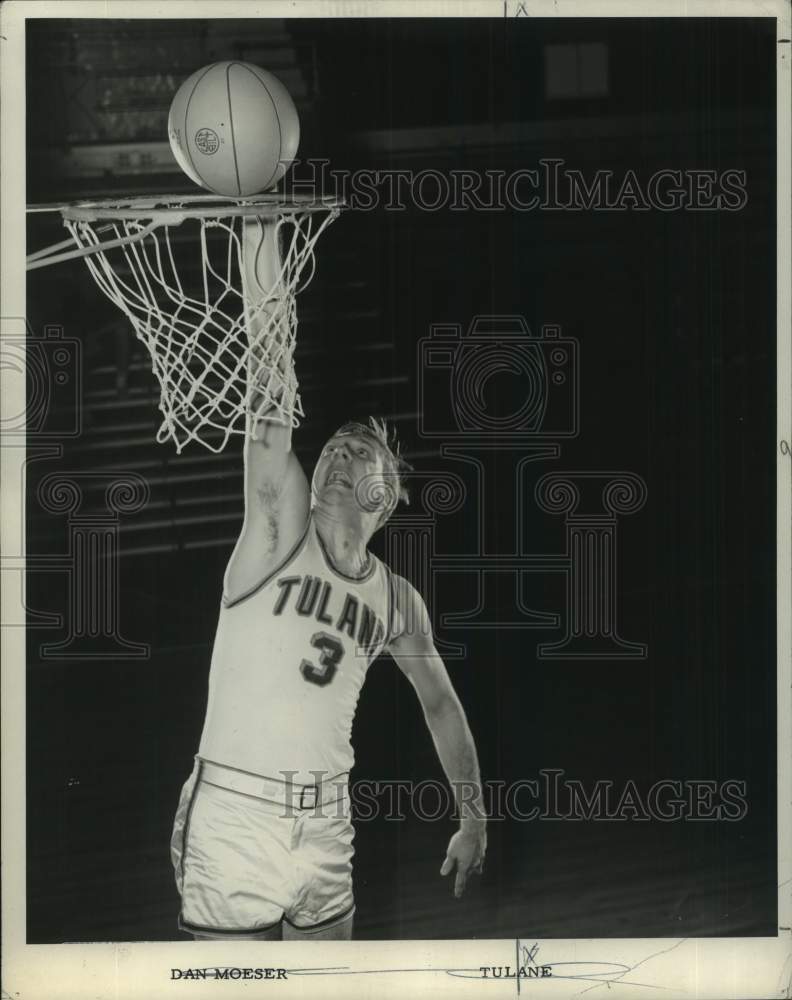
[1,1,790,997]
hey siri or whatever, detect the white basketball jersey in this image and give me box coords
[198,517,401,785]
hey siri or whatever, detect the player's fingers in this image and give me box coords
[454,866,467,898]
[440,855,454,876]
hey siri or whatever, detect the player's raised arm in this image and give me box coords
[224,219,310,601]
[387,575,487,899]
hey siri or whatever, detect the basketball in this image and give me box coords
[167,61,300,197]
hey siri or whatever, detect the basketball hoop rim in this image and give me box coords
[27,191,345,223]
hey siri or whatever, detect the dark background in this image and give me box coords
[25,17,777,941]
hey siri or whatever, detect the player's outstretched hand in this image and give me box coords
[440,822,487,898]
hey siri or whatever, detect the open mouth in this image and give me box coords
[326,470,352,488]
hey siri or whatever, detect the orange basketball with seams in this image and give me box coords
[168,61,300,197]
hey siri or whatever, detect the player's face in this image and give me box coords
[313,434,388,514]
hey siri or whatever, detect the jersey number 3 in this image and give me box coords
[300,631,344,687]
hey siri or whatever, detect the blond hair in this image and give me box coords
[334,416,411,523]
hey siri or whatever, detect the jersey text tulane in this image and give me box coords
[198,517,401,784]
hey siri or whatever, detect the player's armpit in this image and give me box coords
[243,434,309,519]
[224,447,310,602]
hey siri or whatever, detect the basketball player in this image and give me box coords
[171,220,486,942]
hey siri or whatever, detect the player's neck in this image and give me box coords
[312,508,372,577]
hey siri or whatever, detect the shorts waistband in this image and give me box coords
[197,758,349,811]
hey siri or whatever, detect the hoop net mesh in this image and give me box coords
[64,207,339,453]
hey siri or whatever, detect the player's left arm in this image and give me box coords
[387,574,487,898]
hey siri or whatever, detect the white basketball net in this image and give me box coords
[62,204,339,453]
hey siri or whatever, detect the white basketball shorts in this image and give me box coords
[170,760,355,937]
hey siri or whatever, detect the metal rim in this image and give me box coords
[27,192,345,223]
